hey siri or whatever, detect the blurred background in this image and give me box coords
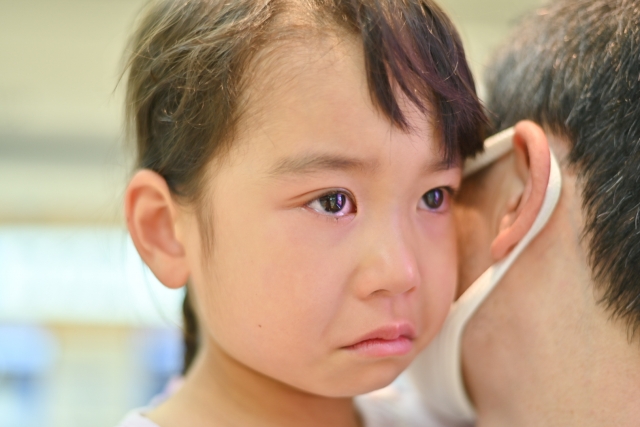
[0,0,542,426]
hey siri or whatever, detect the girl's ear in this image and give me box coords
[490,120,551,261]
[125,169,190,289]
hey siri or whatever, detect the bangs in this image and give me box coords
[339,0,487,163]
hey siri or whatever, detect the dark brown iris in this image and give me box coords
[319,193,346,213]
[423,189,444,209]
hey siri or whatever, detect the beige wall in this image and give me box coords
[0,0,542,224]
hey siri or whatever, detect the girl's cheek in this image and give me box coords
[421,217,458,311]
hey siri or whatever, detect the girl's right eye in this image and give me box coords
[306,191,355,217]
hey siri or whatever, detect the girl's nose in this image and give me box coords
[351,224,421,299]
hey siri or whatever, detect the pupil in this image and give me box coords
[424,189,443,209]
[321,193,346,213]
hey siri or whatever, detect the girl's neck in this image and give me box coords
[147,340,363,427]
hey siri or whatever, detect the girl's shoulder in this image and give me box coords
[356,374,443,427]
[116,377,183,427]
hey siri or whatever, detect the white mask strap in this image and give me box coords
[408,127,563,424]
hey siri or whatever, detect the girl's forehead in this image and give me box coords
[241,36,363,116]
[226,50,451,183]
[237,37,442,157]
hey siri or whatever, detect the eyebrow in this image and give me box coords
[268,153,379,177]
[267,152,457,177]
[426,157,459,173]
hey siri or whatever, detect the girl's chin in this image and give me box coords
[295,365,408,398]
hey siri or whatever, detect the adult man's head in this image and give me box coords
[454,0,640,425]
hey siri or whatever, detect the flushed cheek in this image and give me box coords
[415,222,458,347]
[226,262,350,389]
[215,218,350,354]
[194,258,342,388]
[256,238,349,338]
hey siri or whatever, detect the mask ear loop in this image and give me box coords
[407,127,563,425]
[463,127,517,178]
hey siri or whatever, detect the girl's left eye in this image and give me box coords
[306,191,355,217]
[419,188,450,211]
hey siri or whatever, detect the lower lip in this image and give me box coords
[344,337,413,357]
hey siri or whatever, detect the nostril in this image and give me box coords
[367,262,420,297]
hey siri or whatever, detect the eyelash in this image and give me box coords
[305,190,356,218]
[305,186,456,218]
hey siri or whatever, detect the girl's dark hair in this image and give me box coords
[124,0,487,374]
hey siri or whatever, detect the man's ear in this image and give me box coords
[124,169,190,289]
[490,120,551,260]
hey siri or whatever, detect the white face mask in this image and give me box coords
[407,127,563,426]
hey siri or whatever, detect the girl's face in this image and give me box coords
[182,38,460,397]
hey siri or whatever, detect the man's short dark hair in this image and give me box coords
[485,0,640,337]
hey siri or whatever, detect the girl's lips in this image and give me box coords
[342,323,416,357]
[344,336,413,357]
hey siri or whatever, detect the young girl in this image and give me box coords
[119,0,485,426]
